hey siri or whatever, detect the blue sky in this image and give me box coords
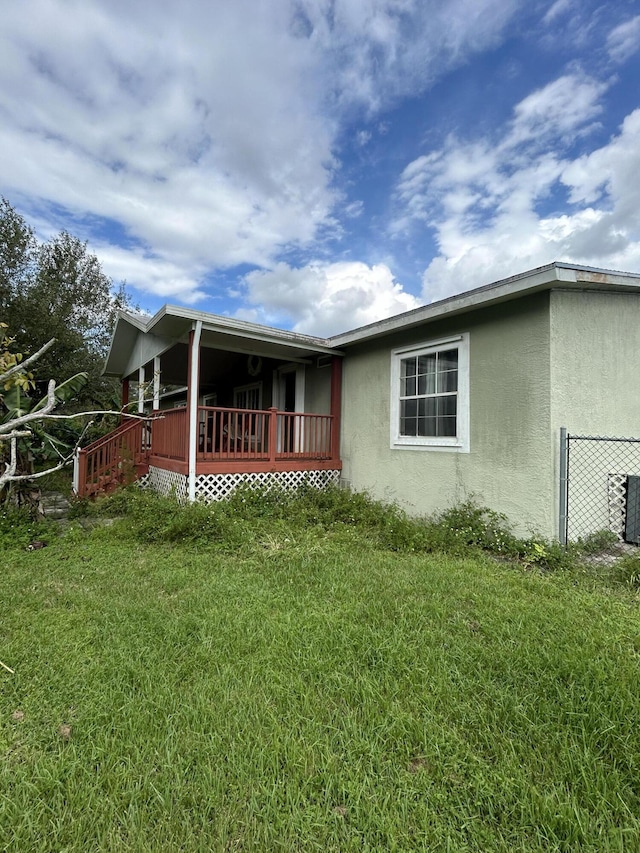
[1,0,639,335]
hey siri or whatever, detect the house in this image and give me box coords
[78,262,640,540]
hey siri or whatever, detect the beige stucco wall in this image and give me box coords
[304,362,332,414]
[550,289,640,435]
[340,293,556,537]
[550,289,640,538]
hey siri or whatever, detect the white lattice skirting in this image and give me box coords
[608,473,628,540]
[145,466,340,503]
[135,473,150,490]
[194,469,341,502]
[148,466,188,502]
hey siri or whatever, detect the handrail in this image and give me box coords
[76,405,339,496]
[79,416,144,454]
[197,406,335,462]
[76,417,150,497]
[149,407,188,461]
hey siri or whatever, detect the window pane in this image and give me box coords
[439,395,457,417]
[400,418,417,436]
[423,416,436,436]
[403,376,416,396]
[439,369,458,393]
[439,416,457,437]
[437,349,457,393]
[418,372,436,395]
[438,349,458,371]
[418,353,437,374]
[423,397,437,417]
[401,357,416,378]
[401,399,417,419]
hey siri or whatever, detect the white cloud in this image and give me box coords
[394,72,605,238]
[543,0,574,25]
[95,245,209,304]
[301,0,521,112]
[241,261,421,336]
[392,71,640,302]
[508,73,606,147]
[607,16,640,63]
[0,0,524,306]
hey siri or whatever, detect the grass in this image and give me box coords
[1,489,640,851]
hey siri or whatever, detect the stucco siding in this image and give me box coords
[304,362,332,414]
[340,293,554,536]
[550,289,640,538]
[550,289,640,436]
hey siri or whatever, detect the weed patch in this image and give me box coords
[68,485,585,572]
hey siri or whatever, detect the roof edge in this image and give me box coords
[328,262,640,347]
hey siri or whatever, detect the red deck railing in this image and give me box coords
[75,417,149,497]
[197,406,334,462]
[76,406,338,495]
[149,407,188,461]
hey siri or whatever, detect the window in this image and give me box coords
[390,334,469,451]
[234,382,262,410]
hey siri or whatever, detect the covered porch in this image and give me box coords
[77,306,343,500]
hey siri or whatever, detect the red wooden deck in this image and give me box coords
[76,406,341,496]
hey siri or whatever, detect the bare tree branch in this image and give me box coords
[1,334,160,492]
[0,338,56,385]
[0,380,57,435]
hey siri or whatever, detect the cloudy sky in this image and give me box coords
[1,0,639,336]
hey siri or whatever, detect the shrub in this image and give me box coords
[615,553,640,589]
[60,481,580,572]
[575,529,619,555]
[426,501,520,556]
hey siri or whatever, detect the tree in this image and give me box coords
[0,197,35,318]
[0,327,87,495]
[0,328,147,500]
[0,198,134,409]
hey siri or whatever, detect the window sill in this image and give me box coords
[391,438,469,453]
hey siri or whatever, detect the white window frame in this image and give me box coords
[390,333,470,452]
[233,382,262,410]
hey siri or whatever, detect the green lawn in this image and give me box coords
[1,517,640,851]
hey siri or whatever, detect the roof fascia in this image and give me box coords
[152,304,340,356]
[328,263,640,347]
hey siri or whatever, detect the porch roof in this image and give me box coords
[104,304,340,378]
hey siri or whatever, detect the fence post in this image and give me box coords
[558,427,568,545]
[268,407,278,462]
[75,449,87,498]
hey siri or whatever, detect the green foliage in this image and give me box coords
[426,500,520,556]
[73,484,578,572]
[1,367,89,494]
[615,553,640,589]
[576,528,620,555]
[0,504,50,546]
[1,524,640,850]
[0,323,34,394]
[0,197,135,411]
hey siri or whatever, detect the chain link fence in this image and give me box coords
[560,430,640,544]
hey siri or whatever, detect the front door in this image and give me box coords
[275,365,305,452]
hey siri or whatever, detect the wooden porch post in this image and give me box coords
[187,321,203,501]
[330,356,342,462]
[268,407,278,462]
[138,366,145,413]
[153,356,161,410]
